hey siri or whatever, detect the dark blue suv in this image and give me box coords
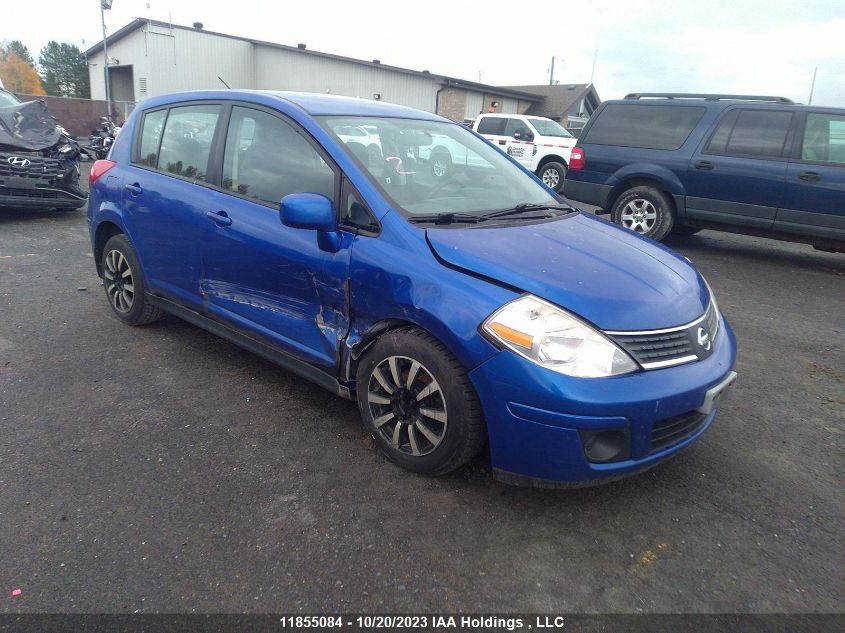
[87,90,737,487]
[564,93,845,251]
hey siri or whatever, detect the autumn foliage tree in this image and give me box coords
[0,48,45,95]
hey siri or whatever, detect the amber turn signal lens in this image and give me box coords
[488,322,534,349]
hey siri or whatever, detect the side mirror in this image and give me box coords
[512,131,522,140]
[280,192,342,252]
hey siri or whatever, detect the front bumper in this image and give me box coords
[468,317,737,485]
[0,185,87,209]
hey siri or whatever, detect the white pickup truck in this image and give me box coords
[471,113,577,192]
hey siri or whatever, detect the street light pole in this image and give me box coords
[549,56,563,86]
[808,67,817,105]
[100,0,113,119]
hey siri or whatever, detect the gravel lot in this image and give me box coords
[1,167,843,613]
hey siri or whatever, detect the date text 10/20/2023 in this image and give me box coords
[277,615,577,630]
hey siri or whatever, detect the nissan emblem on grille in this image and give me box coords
[697,327,712,351]
[7,156,31,168]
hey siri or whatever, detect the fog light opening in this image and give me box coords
[579,429,630,463]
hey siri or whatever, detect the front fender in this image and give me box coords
[345,211,517,383]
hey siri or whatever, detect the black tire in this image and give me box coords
[610,185,675,241]
[356,327,486,476]
[429,148,452,179]
[671,224,702,236]
[101,234,163,326]
[537,161,567,192]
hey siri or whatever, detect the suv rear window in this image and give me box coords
[584,104,705,150]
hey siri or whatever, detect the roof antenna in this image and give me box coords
[218,76,231,89]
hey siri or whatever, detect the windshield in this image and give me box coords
[320,116,557,217]
[0,90,21,107]
[528,119,572,138]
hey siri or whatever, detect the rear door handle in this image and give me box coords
[124,183,142,195]
[799,171,821,182]
[206,210,232,227]
[694,160,714,170]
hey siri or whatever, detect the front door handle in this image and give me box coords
[206,210,232,227]
[799,171,821,182]
[694,160,714,170]
[124,183,142,195]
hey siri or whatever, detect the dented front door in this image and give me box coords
[198,188,352,370]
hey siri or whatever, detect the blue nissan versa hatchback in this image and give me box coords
[87,90,737,486]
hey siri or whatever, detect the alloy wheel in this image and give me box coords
[104,249,135,313]
[542,167,560,188]
[620,198,658,233]
[366,356,448,456]
[432,158,447,178]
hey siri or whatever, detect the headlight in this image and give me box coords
[482,295,639,378]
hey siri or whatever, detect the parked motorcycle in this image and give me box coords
[85,116,121,160]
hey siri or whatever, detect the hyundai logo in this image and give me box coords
[697,327,712,351]
[7,156,31,168]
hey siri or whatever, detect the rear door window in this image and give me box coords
[137,109,167,167]
[477,117,506,135]
[801,112,845,164]
[154,104,221,181]
[706,109,793,158]
[584,104,705,150]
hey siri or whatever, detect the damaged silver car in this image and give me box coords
[0,89,87,210]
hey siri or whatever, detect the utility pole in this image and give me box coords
[100,0,113,119]
[549,56,555,86]
[590,49,598,85]
[808,67,817,105]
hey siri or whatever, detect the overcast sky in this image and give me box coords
[5,0,844,106]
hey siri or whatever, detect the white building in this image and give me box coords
[86,19,543,122]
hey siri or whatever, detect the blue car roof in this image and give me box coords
[137,89,448,121]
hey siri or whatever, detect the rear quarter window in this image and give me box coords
[583,104,706,150]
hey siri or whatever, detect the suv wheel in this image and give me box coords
[611,186,675,241]
[101,234,164,326]
[356,327,486,476]
[539,161,566,192]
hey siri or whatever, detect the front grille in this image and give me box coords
[0,155,63,180]
[650,410,708,453]
[0,187,61,199]
[607,302,719,370]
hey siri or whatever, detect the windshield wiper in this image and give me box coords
[407,212,483,225]
[479,202,573,220]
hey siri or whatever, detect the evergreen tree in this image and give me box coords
[38,41,90,98]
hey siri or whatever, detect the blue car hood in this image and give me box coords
[425,213,709,331]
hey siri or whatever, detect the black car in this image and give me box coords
[564,93,845,252]
[0,89,87,210]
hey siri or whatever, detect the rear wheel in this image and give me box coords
[538,161,567,192]
[101,234,163,326]
[356,327,485,476]
[430,149,452,179]
[611,186,675,241]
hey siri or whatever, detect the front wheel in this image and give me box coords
[611,186,675,241]
[538,161,567,192]
[356,328,486,476]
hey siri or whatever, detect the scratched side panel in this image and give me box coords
[199,188,353,369]
[346,211,513,372]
